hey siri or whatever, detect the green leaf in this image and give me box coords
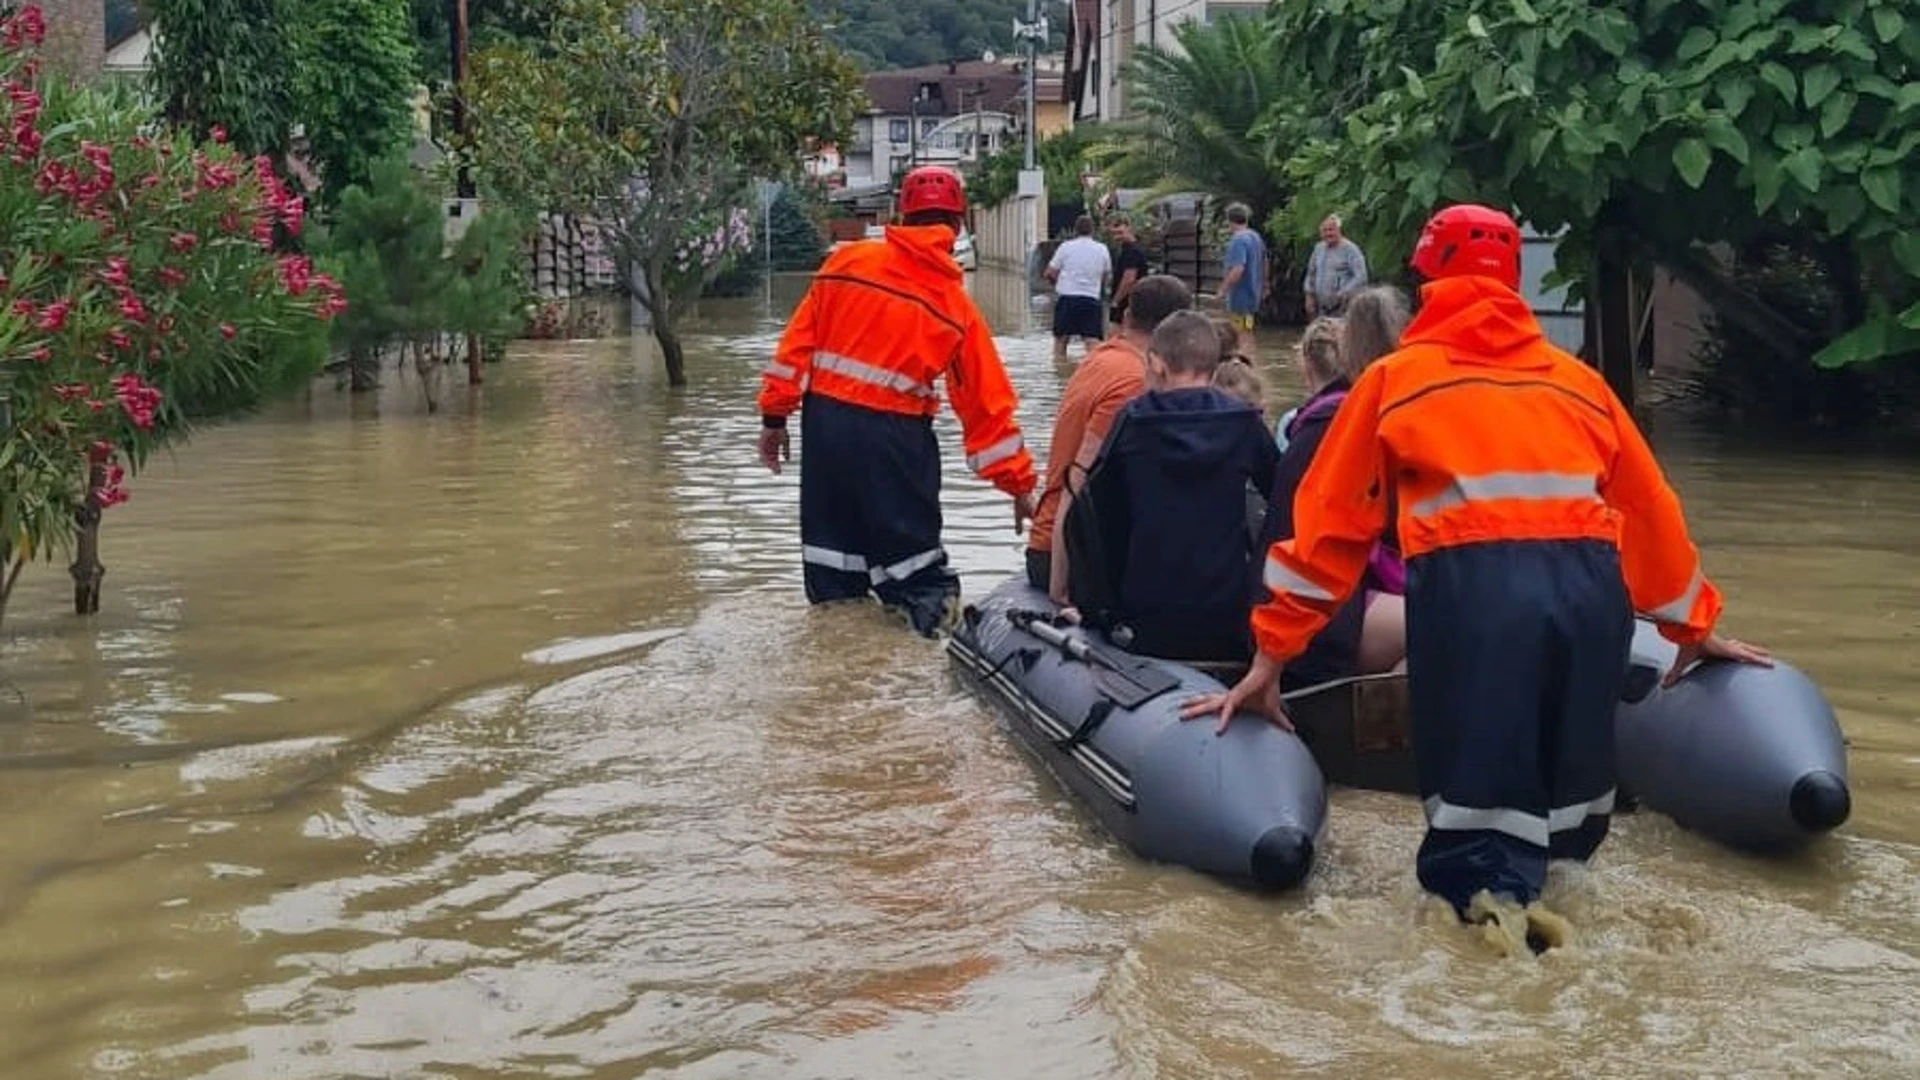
[1875,8,1905,44]
[1468,14,1490,39]
[1823,184,1866,233]
[1673,137,1712,188]
[1819,91,1856,138]
[1802,64,1841,108]
[1862,167,1903,213]
[1759,62,1796,104]
[1856,74,1901,101]
[1812,314,1920,368]
[1472,64,1502,112]
[1677,26,1716,62]
[1400,65,1428,101]
[1899,82,1920,113]
[1717,77,1755,118]
[1702,117,1750,164]
[1901,303,1920,332]
[1893,233,1920,278]
[1834,27,1878,62]
[1782,147,1823,193]
[1513,0,1541,24]
[1528,126,1556,166]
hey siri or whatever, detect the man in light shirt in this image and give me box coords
[1045,215,1112,361]
[1304,213,1370,318]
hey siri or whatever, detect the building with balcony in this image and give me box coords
[843,58,1069,189]
[1066,0,1264,123]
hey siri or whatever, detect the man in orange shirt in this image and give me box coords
[1184,204,1771,948]
[1026,274,1192,594]
[758,167,1037,637]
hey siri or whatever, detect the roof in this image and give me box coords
[861,61,1063,117]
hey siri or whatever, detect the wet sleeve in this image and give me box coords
[757,282,817,423]
[1600,394,1723,645]
[1249,367,1391,663]
[948,313,1037,497]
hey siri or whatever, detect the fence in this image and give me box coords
[523,212,620,299]
[972,193,1048,277]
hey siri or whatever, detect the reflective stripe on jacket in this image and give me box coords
[758,224,1036,497]
[1253,275,1723,661]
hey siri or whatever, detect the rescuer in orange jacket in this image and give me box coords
[1182,204,1772,948]
[757,166,1038,637]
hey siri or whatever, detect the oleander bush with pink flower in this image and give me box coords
[0,5,339,625]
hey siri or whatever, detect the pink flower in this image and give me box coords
[219,323,237,339]
[210,124,228,145]
[168,232,198,253]
[34,298,69,332]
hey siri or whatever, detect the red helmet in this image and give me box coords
[899,166,966,216]
[1409,204,1522,289]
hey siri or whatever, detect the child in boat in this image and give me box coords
[1059,310,1279,662]
[1183,204,1772,953]
[1271,307,1409,689]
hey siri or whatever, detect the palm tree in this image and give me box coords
[1091,16,1289,219]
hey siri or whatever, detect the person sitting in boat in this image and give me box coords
[1028,275,1195,593]
[1272,292,1413,690]
[1208,346,1276,550]
[1182,203,1773,952]
[1053,310,1280,663]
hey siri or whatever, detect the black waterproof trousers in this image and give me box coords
[799,393,960,635]
[1405,538,1634,912]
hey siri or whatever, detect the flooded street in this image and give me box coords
[1,269,1915,1078]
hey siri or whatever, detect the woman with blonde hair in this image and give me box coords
[1265,304,1409,683]
[1337,284,1412,376]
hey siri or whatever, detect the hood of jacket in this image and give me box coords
[884,223,963,280]
[1122,386,1264,477]
[1401,275,1550,369]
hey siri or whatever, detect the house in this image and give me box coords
[842,58,1069,189]
[1066,0,1264,123]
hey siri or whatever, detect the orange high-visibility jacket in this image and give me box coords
[759,224,1037,497]
[1255,275,1723,662]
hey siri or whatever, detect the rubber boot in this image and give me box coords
[1465,890,1573,956]
[1464,889,1531,958]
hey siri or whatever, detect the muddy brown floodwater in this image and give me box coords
[1,270,1915,1079]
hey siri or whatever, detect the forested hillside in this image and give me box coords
[813,0,1068,70]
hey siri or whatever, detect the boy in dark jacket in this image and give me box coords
[1059,311,1280,661]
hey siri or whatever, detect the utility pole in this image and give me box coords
[450,0,482,383]
[1019,0,1040,171]
[450,0,473,199]
[1012,2,1049,280]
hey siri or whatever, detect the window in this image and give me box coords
[889,119,910,144]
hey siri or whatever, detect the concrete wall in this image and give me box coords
[37,0,106,82]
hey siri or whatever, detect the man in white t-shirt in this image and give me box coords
[1045,214,1113,361]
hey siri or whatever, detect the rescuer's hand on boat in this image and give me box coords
[1180,652,1292,735]
[1662,633,1774,688]
[1013,491,1036,534]
[758,427,790,474]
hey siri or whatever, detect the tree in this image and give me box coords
[767,183,826,271]
[466,0,861,386]
[2,6,339,626]
[296,0,420,201]
[1090,16,1291,219]
[318,153,529,410]
[146,0,300,160]
[1265,0,1920,374]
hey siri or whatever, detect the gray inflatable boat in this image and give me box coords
[948,578,1327,891]
[1616,622,1851,852]
[951,575,1849,886]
